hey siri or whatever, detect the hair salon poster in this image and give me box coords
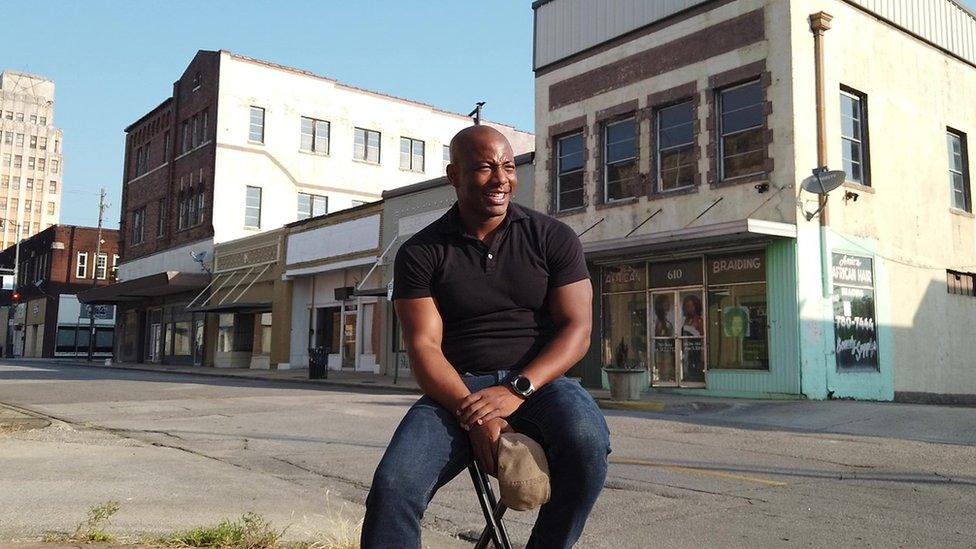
[831,253,879,371]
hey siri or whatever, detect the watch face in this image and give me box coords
[514,377,531,392]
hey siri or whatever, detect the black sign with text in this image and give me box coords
[648,259,703,289]
[707,252,765,285]
[832,253,879,371]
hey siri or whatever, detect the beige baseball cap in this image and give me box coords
[496,432,550,511]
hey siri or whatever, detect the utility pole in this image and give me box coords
[87,188,108,362]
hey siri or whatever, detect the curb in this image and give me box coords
[21,360,426,397]
[595,399,667,412]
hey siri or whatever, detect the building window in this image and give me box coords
[29,135,37,149]
[26,178,33,190]
[38,158,45,171]
[443,144,451,170]
[14,155,22,168]
[657,101,696,192]
[163,131,171,162]
[244,186,262,228]
[30,115,37,124]
[40,116,46,125]
[16,134,24,146]
[0,176,7,188]
[76,252,88,279]
[132,207,146,245]
[47,202,55,215]
[947,130,971,212]
[718,80,765,180]
[297,193,328,220]
[12,176,20,189]
[38,137,47,150]
[840,87,870,186]
[28,157,35,170]
[196,189,206,226]
[354,128,381,163]
[1,154,8,167]
[51,160,59,173]
[300,117,330,154]
[158,198,167,236]
[249,106,265,143]
[24,200,32,211]
[3,111,11,120]
[16,112,24,121]
[603,117,638,201]
[947,270,976,296]
[95,253,108,280]
[111,254,119,280]
[555,132,585,211]
[49,180,57,193]
[3,132,10,144]
[400,137,425,172]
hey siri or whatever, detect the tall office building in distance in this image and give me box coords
[0,70,64,249]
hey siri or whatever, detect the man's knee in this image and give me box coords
[367,459,430,511]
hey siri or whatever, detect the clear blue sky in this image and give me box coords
[4,0,976,229]
[2,0,535,229]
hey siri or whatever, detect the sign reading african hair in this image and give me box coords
[832,253,879,371]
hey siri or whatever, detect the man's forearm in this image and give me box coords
[408,343,470,412]
[520,321,590,390]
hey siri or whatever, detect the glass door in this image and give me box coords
[341,305,357,369]
[650,290,706,387]
[650,292,677,385]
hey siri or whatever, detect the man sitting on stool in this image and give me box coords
[361,125,610,549]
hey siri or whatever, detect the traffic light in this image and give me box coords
[11,291,20,304]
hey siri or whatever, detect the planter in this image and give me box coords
[604,368,645,401]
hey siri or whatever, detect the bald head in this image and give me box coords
[449,125,512,166]
[446,124,518,223]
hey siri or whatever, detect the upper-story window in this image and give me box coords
[245,186,262,229]
[51,159,59,173]
[249,106,265,143]
[15,112,23,122]
[111,255,119,280]
[354,128,381,163]
[555,132,585,212]
[400,137,425,172]
[163,131,171,162]
[15,134,24,147]
[192,71,202,91]
[39,116,46,125]
[297,193,328,220]
[300,117,330,154]
[29,135,37,149]
[132,207,146,245]
[38,137,47,150]
[947,129,971,213]
[95,253,108,280]
[718,80,765,180]
[443,144,451,170]
[603,117,638,201]
[158,198,167,236]
[657,101,696,192]
[76,252,88,279]
[29,115,37,124]
[840,87,870,186]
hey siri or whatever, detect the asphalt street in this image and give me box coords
[0,361,974,548]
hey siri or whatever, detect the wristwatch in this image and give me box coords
[510,375,536,398]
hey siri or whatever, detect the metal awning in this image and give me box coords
[187,263,273,311]
[78,271,211,304]
[186,302,271,313]
[583,219,797,260]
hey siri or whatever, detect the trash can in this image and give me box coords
[308,346,329,379]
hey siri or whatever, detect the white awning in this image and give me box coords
[283,255,378,279]
[583,219,796,259]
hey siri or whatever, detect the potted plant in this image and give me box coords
[603,338,646,401]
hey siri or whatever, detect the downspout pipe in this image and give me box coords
[811,11,833,299]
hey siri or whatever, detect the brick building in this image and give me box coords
[0,225,119,357]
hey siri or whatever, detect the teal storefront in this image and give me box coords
[581,238,802,399]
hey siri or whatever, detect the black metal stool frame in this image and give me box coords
[468,461,513,549]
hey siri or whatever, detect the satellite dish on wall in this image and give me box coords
[801,167,847,221]
[801,169,846,195]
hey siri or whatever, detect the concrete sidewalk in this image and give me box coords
[9,358,976,446]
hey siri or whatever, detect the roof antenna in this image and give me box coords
[468,101,485,125]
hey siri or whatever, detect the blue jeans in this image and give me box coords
[361,372,611,549]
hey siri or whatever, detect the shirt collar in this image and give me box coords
[437,202,528,235]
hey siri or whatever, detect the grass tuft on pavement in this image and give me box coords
[163,512,284,548]
[72,499,121,543]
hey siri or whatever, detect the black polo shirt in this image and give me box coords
[393,202,590,374]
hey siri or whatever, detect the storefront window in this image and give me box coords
[832,253,879,371]
[172,321,192,356]
[259,313,273,355]
[602,292,647,370]
[707,283,768,370]
[217,313,234,352]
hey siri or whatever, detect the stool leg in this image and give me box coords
[469,462,512,549]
